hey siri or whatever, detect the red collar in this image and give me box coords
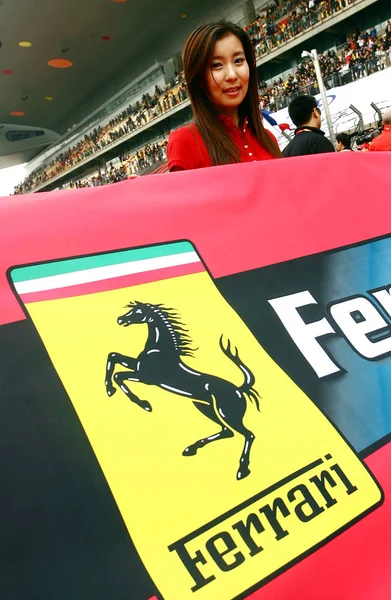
[217,114,249,132]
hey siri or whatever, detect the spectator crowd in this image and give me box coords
[259,20,391,110]
[13,0,391,194]
[248,0,358,56]
[14,76,185,194]
[66,140,168,189]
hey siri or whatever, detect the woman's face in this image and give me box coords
[205,33,250,118]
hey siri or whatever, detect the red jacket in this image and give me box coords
[369,126,391,152]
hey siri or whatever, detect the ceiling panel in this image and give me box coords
[0,0,242,134]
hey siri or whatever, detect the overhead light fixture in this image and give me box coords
[19,41,32,47]
[44,96,54,101]
[48,59,73,68]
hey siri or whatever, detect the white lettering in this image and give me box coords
[268,291,340,378]
[372,288,391,317]
[329,296,391,359]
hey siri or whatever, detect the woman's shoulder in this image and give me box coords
[168,123,207,152]
[168,124,196,143]
[167,123,208,171]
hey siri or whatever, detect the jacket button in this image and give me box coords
[244,144,248,149]
[249,152,253,157]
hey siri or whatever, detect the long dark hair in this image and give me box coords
[183,21,282,164]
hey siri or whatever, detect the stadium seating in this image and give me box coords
[13,2,391,194]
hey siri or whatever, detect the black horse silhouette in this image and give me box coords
[105,301,260,480]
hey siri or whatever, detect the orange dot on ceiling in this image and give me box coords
[48,58,73,68]
[44,96,54,100]
[2,69,13,74]
[101,35,111,41]
[19,41,32,47]
[110,0,127,3]
[10,111,25,116]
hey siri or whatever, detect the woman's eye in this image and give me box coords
[211,62,222,69]
[235,57,245,64]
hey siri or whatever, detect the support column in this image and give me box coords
[172,52,183,77]
[243,0,256,26]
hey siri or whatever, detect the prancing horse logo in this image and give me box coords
[105,301,261,480]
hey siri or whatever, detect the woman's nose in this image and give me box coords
[224,64,238,80]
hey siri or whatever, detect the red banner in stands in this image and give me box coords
[1,152,391,600]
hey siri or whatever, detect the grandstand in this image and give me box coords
[2,0,390,195]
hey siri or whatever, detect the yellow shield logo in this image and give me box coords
[10,240,382,600]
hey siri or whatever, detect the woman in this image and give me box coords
[168,21,282,171]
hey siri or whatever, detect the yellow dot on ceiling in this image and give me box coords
[180,13,187,18]
[44,96,53,100]
[19,41,32,47]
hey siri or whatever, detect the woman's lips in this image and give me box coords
[224,87,241,96]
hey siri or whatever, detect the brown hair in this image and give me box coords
[183,21,282,164]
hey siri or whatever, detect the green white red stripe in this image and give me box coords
[11,241,204,303]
